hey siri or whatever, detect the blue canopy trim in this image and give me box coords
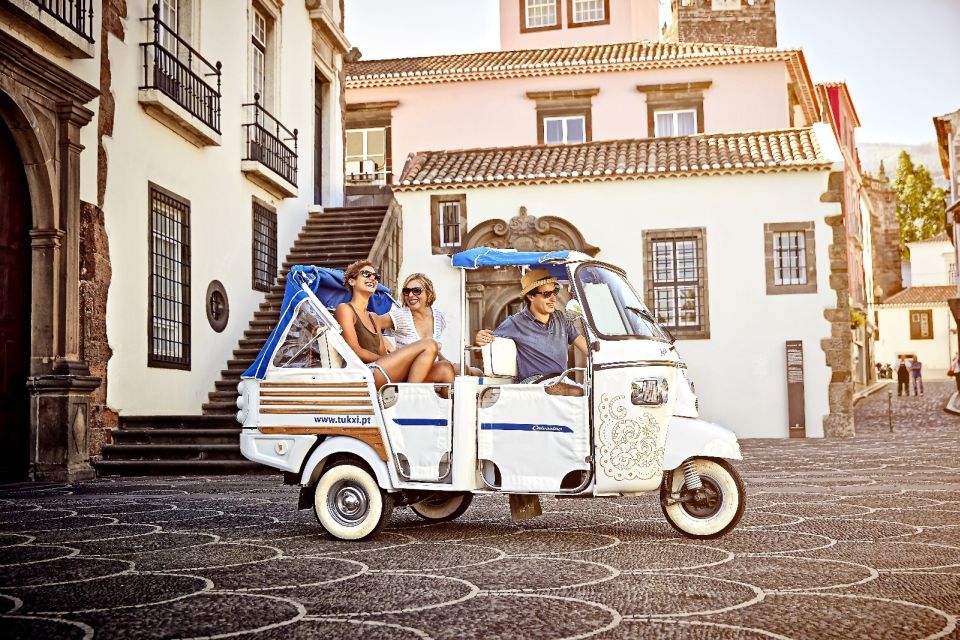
[242,266,396,380]
[450,247,589,278]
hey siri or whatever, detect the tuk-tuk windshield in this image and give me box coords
[575,264,671,341]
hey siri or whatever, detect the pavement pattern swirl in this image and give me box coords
[0,380,958,639]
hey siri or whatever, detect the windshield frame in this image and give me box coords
[571,261,672,343]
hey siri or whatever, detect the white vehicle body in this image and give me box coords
[238,251,744,539]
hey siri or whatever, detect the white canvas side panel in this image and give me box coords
[382,384,453,481]
[477,385,589,493]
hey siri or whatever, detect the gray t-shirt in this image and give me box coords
[493,307,579,381]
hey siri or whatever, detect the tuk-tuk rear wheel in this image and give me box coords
[314,461,393,541]
[660,458,745,540]
[410,492,473,522]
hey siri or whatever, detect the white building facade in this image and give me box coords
[392,125,846,439]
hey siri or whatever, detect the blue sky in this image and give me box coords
[344,0,960,144]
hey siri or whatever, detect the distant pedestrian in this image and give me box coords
[950,353,960,394]
[910,358,923,396]
[896,357,910,396]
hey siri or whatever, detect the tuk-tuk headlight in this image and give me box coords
[631,377,669,406]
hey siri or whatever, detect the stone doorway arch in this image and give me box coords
[0,32,101,480]
[462,206,598,347]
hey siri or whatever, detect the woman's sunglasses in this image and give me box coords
[402,287,424,297]
[358,269,381,281]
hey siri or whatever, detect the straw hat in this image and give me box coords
[520,269,557,297]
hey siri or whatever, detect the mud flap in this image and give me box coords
[509,494,542,522]
[298,484,316,510]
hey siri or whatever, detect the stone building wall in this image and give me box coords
[666,0,777,47]
[80,202,116,456]
[864,166,903,302]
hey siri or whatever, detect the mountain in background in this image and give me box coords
[857,141,947,187]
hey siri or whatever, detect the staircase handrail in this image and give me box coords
[367,199,402,295]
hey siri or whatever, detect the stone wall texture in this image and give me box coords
[864,171,903,302]
[669,0,777,47]
[79,202,116,455]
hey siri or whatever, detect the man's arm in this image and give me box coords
[573,334,589,355]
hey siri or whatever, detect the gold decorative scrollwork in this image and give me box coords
[597,394,663,482]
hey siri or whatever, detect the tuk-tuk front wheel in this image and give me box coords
[410,492,473,522]
[314,461,393,540]
[660,458,745,540]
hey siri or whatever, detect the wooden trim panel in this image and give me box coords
[260,390,370,397]
[261,381,368,388]
[258,426,387,460]
[260,408,376,415]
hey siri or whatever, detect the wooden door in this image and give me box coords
[0,119,30,481]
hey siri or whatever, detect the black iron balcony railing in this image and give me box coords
[244,94,298,187]
[30,0,94,42]
[140,3,221,133]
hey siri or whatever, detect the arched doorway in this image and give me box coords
[462,206,598,367]
[0,117,31,481]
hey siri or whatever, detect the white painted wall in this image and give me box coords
[874,306,957,374]
[394,167,839,439]
[906,239,954,287]
[103,2,342,415]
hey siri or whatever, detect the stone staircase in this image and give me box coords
[203,205,390,416]
[94,203,397,476]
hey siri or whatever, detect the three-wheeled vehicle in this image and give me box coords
[237,248,745,540]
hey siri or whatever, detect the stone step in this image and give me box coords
[93,459,268,476]
[119,415,238,430]
[111,428,240,445]
[100,443,245,461]
[203,401,241,414]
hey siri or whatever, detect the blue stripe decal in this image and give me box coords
[393,419,449,427]
[480,423,573,433]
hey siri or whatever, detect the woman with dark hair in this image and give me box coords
[333,260,445,388]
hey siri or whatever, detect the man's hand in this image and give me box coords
[475,329,495,346]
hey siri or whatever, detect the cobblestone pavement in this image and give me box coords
[1,381,959,639]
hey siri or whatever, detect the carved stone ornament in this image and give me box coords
[596,394,664,481]
[464,206,599,256]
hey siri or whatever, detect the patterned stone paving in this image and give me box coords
[1,381,958,639]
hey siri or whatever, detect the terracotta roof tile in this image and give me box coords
[396,127,830,191]
[346,41,790,88]
[882,286,956,306]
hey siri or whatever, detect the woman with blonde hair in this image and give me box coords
[376,272,458,383]
[333,260,446,388]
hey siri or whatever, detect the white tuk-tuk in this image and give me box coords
[237,248,745,540]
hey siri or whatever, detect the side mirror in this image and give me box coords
[565,299,584,315]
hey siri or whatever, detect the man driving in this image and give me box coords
[475,269,589,394]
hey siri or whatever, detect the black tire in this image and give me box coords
[410,492,473,523]
[660,458,745,540]
[313,461,394,540]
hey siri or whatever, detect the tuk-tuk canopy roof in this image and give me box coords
[451,247,591,278]
[242,266,395,379]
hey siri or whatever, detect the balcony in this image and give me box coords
[346,160,389,186]
[1,0,95,57]
[138,3,221,146]
[241,95,298,198]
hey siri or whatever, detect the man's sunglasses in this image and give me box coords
[402,287,424,297]
[358,269,381,281]
[534,287,561,299]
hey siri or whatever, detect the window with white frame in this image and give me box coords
[525,0,558,29]
[572,0,605,23]
[431,194,468,255]
[643,228,710,338]
[160,0,179,51]
[251,7,267,101]
[439,201,462,247]
[772,231,807,285]
[544,116,586,145]
[654,109,697,137]
[346,127,387,182]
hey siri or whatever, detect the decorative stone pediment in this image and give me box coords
[464,207,599,256]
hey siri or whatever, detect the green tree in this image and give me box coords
[893,150,946,258]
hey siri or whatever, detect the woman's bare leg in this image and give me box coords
[427,361,455,385]
[372,339,439,385]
